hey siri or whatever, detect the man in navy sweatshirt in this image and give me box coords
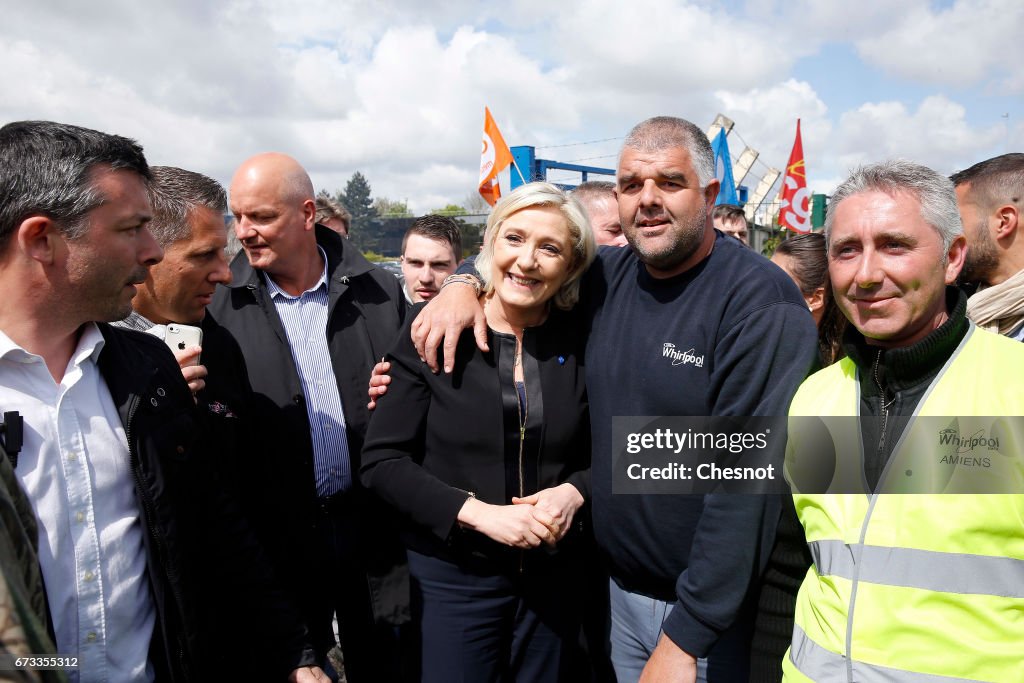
[395,116,817,682]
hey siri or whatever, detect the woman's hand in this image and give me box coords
[513,483,585,543]
[456,497,557,548]
[288,665,330,682]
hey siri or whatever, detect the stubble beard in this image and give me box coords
[627,202,708,273]
[65,253,146,324]
[99,266,151,322]
[961,220,998,285]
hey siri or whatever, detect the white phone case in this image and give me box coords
[164,323,203,365]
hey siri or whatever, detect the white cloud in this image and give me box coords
[714,79,831,182]
[2,2,300,118]
[710,84,1008,197]
[250,0,497,58]
[284,24,581,210]
[832,95,1004,176]
[0,6,578,212]
[0,0,1018,215]
[854,0,1024,92]
[547,0,802,94]
[0,37,257,174]
[766,0,918,43]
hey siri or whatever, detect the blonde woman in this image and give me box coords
[361,182,596,682]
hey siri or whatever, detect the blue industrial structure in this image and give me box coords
[509,146,614,190]
[509,144,748,203]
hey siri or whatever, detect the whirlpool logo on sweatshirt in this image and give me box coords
[937,428,995,467]
[662,342,704,368]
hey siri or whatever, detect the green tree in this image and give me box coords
[760,209,786,256]
[455,218,483,256]
[761,231,783,257]
[373,197,410,217]
[430,204,467,216]
[341,171,376,228]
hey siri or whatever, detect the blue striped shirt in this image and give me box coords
[266,249,351,496]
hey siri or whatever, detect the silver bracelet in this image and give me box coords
[441,273,482,296]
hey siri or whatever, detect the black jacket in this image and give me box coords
[194,312,260,500]
[96,324,315,682]
[207,226,410,646]
[360,305,591,570]
[844,287,969,490]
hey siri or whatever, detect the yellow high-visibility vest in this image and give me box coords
[783,324,1024,682]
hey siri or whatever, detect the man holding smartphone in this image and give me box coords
[114,166,236,394]
[114,166,263,490]
[112,164,324,679]
[0,122,324,681]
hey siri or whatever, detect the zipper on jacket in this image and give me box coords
[518,425,526,500]
[872,350,893,463]
[127,394,192,682]
[515,343,527,574]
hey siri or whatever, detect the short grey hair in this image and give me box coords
[147,166,227,247]
[477,182,596,310]
[824,159,963,255]
[0,120,150,250]
[620,116,715,188]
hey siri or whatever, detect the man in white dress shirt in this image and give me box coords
[0,121,324,682]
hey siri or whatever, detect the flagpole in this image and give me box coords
[510,157,528,185]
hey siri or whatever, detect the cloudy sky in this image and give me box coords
[3,0,1021,214]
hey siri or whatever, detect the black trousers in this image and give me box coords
[312,496,407,682]
[407,548,587,683]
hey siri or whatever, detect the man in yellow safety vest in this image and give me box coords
[783,159,1024,682]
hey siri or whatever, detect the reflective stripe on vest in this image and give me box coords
[808,539,1024,599]
[785,324,1024,682]
[789,624,987,683]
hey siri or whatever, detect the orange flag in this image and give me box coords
[479,107,514,206]
[779,119,811,233]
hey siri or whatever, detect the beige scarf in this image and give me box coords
[966,267,1024,335]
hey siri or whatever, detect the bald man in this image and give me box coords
[208,153,409,682]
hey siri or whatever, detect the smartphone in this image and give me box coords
[164,323,203,365]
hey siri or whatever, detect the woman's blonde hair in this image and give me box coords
[476,182,597,310]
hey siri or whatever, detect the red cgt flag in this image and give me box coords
[779,119,811,233]
[479,107,514,206]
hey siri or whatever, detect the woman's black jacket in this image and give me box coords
[361,305,591,569]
